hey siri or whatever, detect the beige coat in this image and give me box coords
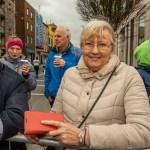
[52,54,150,150]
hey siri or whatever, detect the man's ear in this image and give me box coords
[66,35,70,41]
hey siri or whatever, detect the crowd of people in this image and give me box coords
[0,19,150,150]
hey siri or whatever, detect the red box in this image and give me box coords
[24,111,64,135]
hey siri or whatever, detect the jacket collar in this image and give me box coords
[4,55,25,64]
[77,54,120,80]
[51,42,73,55]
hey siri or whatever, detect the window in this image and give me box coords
[31,12,33,18]
[36,16,38,23]
[27,35,29,44]
[138,14,145,44]
[27,22,29,29]
[130,19,134,65]
[125,24,129,64]
[9,28,12,35]
[27,9,29,15]
[31,24,33,31]
[31,37,33,44]
[8,3,11,10]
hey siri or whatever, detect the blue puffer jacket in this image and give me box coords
[136,66,150,96]
[45,42,82,98]
[0,55,36,100]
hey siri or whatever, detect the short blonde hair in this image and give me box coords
[80,20,115,48]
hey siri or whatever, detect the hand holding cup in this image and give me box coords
[54,55,65,67]
[19,59,29,75]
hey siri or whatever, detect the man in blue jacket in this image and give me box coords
[45,25,82,107]
[0,62,29,149]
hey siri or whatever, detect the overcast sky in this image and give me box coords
[26,0,84,47]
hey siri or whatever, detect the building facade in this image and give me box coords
[116,0,150,66]
[24,0,35,61]
[47,24,56,50]
[35,11,44,63]
[43,22,49,63]
[15,0,35,61]
[0,0,5,48]
[1,0,57,62]
[0,0,15,49]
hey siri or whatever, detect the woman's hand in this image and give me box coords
[25,134,39,144]
[41,120,81,146]
[22,64,29,75]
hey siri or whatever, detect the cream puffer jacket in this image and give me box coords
[52,54,150,150]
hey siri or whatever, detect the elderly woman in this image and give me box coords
[28,20,150,149]
[0,35,36,100]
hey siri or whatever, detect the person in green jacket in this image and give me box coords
[134,40,150,97]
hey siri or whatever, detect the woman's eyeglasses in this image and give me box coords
[84,42,112,50]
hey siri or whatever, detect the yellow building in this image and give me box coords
[47,23,57,50]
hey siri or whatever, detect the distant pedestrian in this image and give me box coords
[44,25,82,107]
[0,47,6,58]
[33,56,40,78]
[0,35,36,100]
[26,55,31,63]
[134,40,150,98]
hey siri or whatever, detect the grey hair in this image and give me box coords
[57,25,71,40]
[80,19,115,49]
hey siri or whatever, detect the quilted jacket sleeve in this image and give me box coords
[51,75,65,113]
[88,67,150,149]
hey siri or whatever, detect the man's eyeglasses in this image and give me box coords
[84,42,112,50]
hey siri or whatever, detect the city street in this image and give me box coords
[29,66,50,112]
[27,65,51,150]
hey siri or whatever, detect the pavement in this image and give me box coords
[27,64,50,150]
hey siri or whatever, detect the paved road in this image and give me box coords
[27,65,51,150]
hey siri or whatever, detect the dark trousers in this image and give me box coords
[49,97,55,107]
[46,146,58,150]
[34,66,39,77]
[0,141,27,150]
